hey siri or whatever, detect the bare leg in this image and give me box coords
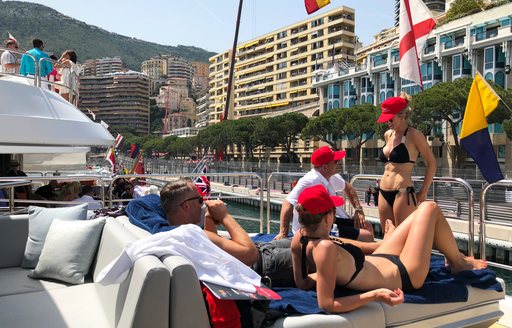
[378,193,394,233]
[357,223,374,242]
[374,202,486,288]
[398,202,486,288]
[392,192,417,226]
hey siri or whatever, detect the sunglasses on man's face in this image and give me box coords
[180,196,204,207]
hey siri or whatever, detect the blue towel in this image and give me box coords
[251,233,293,243]
[125,194,176,234]
[269,256,502,315]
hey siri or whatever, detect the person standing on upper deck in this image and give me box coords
[377,93,436,229]
[19,39,52,79]
[274,146,374,242]
[1,39,20,74]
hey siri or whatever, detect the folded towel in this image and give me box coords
[125,194,175,234]
[97,224,261,292]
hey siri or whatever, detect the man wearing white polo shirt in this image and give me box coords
[274,146,374,241]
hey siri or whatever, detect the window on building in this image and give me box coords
[495,71,505,87]
[498,145,505,159]
[496,45,505,68]
[367,94,374,104]
[380,91,386,102]
[311,18,324,27]
[484,47,494,70]
[453,54,461,76]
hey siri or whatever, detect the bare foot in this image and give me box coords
[448,255,487,274]
[383,219,396,240]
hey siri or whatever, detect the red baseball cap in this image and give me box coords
[298,185,344,215]
[311,146,346,166]
[377,96,408,123]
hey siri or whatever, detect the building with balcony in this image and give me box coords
[79,71,150,134]
[191,61,210,92]
[168,57,194,85]
[209,5,357,125]
[313,3,512,173]
[97,57,123,76]
[141,57,168,96]
[195,91,211,129]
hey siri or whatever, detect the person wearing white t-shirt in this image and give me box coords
[160,178,259,266]
[274,146,374,242]
[76,185,101,210]
[1,40,19,74]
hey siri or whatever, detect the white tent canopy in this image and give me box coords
[0,76,114,154]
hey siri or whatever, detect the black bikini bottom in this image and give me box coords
[368,254,415,292]
[380,186,417,208]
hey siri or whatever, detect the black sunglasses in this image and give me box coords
[180,196,203,207]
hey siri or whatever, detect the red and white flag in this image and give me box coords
[7,32,17,44]
[105,146,116,172]
[399,0,436,88]
[114,134,124,149]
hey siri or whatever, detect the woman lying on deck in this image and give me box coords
[291,184,487,313]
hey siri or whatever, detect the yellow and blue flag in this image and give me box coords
[459,72,503,183]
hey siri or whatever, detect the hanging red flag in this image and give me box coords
[399,0,436,88]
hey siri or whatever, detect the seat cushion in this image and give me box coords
[0,283,113,328]
[22,204,88,268]
[382,280,505,327]
[0,267,71,297]
[29,218,106,284]
[270,302,385,328]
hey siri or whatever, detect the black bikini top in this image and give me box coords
[379,128,415,164]
[300,235,365,287]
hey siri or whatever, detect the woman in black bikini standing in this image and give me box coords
[290,184,486,313]
[377,93,436,228]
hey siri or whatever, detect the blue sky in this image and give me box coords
[14,0,396,53]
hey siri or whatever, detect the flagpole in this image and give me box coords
[223,0,244,121]
[130,152,143,174]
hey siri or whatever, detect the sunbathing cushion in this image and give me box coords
[29,218,106,284]
[22,204,88,269]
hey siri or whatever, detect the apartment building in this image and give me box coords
[209,6,357,124]
[141,57,168,96]
[168,57,194,85]
[79,71,150,134]
[195,90,211,128]
[191,61,210,92]
[312,3,512,173]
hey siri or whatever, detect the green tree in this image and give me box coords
[446,0,484,21]
[301,110,341,149]
[150,104,164,134]
[268,113,308,163]
[197,121,231,158]
[228,117,263,158]
[342,104,380,161]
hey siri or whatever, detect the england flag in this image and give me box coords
[399,0,436,88]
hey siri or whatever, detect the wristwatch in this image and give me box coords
[355,206,364,213]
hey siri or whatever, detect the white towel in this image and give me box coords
[97,224,261,292]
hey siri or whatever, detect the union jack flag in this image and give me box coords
[194,166,211,198]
